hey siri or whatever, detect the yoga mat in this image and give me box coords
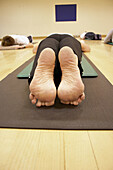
[0,45,26,50]
[17,56,98,78]
[0,42,36,50]
[108,42,113,45]
[0,55,113,130]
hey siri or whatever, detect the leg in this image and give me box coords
[29,38,59,107]
[27,35,33,43]
[104,29,113,44]
[47,34,73,89]
[80,40,91,52]
[58,37,85,105]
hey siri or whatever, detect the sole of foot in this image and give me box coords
[58,46,85,106]
[29,48,56,107]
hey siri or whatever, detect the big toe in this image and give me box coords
[29,93,37,104]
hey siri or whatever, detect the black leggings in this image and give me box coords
[28,34,83,89]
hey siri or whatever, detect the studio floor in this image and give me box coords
[0,38,113,170]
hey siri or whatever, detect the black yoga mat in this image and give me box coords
[0,55,113,130]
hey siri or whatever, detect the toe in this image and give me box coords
[78,97,82,104]
[45,101,54,106]
[36,100,42,107]
[70,101,74,105]
[41,102,45,106]
[80,93,85,100]
[29,93,34,100]
[73,101,79,105]
[31,98,37,104]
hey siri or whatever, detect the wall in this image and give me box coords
[0,0,113,37]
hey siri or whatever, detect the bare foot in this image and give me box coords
[29,48,56,107]
[33,44,38,54]
[58,46,85,106]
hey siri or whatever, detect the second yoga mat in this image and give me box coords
[17,55,98,78]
